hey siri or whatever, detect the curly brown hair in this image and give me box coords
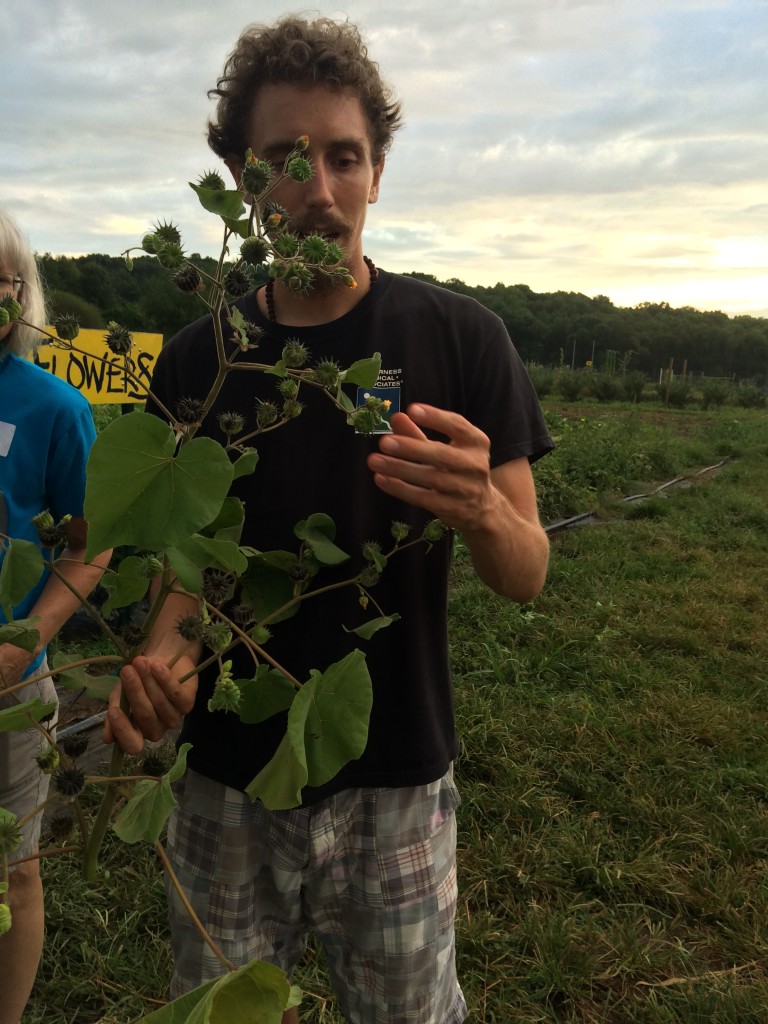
[207,16,403,165]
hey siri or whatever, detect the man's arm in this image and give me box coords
[0,517,112,688]
[367,404,549,602]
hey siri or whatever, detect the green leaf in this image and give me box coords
[52,654,117,701]
[294,513,349,565]
[137,959,293,1024]
[342,353,381,389]
[246,650,372,809]
[335,389,355,413]
[0,618,40,654]
[173,535,248,575]
[84,412,233,559]
[343,613,400,640]
[113,744,191,845]
[201,497,246,543]
[265,359,288,378]
[101,555,150,615]
[0,698,58,734]
[232,450,259,481]
[220,215,251,239]
[239,558,298,625]
[189,182,246,221]
[0,539,45,620]
[238,668,296,724]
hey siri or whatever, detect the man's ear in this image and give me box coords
[369,156,385,205]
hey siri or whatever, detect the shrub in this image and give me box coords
[658,379,691,408]
[700,378,733,410]
[526,363,556,399]
[557,370,588,402]
[589,372,624,403]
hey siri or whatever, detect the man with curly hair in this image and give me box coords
[106,16,552,1023]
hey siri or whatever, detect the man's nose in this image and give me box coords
[303,161,334,208]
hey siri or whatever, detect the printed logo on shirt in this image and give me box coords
[0,421,16,458]
[354,368,403,436]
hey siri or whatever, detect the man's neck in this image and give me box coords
[259,253,374,327]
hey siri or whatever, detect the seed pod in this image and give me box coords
[197,169,227,191]
[105,322,133,356]
[173,265,203,294]
[224,267,251,298]
[53,313,80,342]
[62,734,89,759]
[240,236,270,266]
[53,766,86,797]
[175,396,205,424]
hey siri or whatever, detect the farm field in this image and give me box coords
[27,403,768,1023]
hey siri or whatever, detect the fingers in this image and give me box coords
[101,656,198,755]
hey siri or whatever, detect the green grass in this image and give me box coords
[27,406,768,1022]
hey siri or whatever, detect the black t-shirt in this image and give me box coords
[149,270,553,801]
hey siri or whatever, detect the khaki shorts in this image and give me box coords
[0,660,58,868]
[165,767,467,1023]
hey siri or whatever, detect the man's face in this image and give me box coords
[233,84,384,276]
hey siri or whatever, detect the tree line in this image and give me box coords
[37,254,768,383]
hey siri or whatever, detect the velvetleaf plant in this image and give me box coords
[0,137,447,1021]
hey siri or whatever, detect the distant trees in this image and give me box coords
[33,254,768,383]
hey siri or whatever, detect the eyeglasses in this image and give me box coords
[0,274,23,293]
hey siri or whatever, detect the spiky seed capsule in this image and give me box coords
[241,158,273,196]
[273,234,299,258]
[313,359,341,389]
[155,242,185,270]
[141,754,167,778]
[203,623,231,652]
[175,396,205,424]
[349,408,379,434]
[218,411,245,437]
[141,233,159,254]
[176,613,206,642]
[282,339,310,368]
[0,296,22,320]
[323,242,345,266]
[231,603,254,626]
[62,734,89,759]
[255,400,279,429]
[139,555,164,579]
[173,265,203,294]
[300,235,328,265]
[32,509,69,548]
[48,814,75,842]
[422,519,448,542]
[202,570,235,606]
[208,662,241,714]
[361,541,382,563]
[268,261,287,280]
[121,624,149,649]
[282,399,304,419]
[0,811,23,856]
[0,308,9,328]
[238,321,264,349]
[224,267,251,298]
[0,904,11,936]
[249,625,272,645]
[198,169,227,191]
[358,566,380,587]
[153,221,182,246]
[53,313,80,342]
[53,765,86,797]
[286,156,313,183]
[278,377,299,399]
[36,746,60,774]
[391,521,411,542]
[240,236,270,266]
[285,264,314,293]
[105,322,133,356]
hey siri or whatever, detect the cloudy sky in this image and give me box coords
[4,0,767,317]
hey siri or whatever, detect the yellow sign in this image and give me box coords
[36,329,163,404]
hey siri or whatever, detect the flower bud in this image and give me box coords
[0,904,11,936]
[294,135,310,152]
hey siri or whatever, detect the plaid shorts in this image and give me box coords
[165,767,467,1023]
[0,660,58,868]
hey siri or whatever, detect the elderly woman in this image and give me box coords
[0,208,110,1024]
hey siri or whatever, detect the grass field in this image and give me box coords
[26,403,768,1023]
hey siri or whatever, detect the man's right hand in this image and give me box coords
[102,654,198,755]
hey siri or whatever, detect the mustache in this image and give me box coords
[288,217,349,237]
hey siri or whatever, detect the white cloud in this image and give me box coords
[3,0,766,316]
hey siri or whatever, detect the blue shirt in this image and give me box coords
[0,351,96,676]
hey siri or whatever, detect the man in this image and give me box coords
[105,16,552,1023]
